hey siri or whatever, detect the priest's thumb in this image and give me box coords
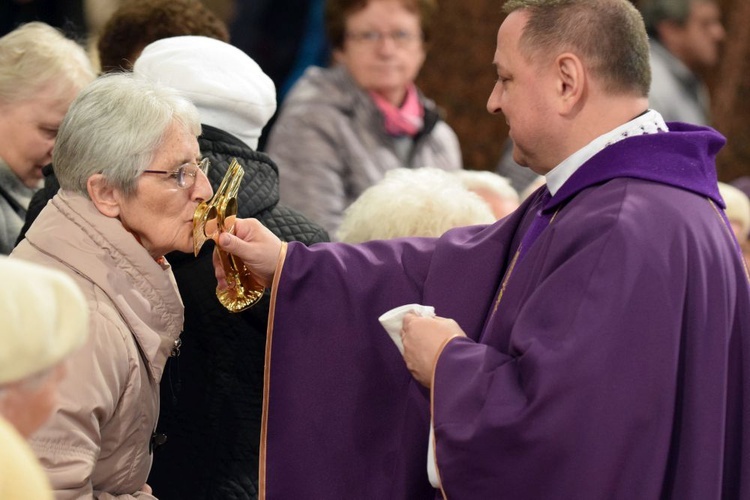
[219,232,233,248]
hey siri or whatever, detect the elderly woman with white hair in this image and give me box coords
[0,22,95,255]
[12,73,213,498]
[0,256,89,500]
[719,181,750,269]
[131,35,329,499]
[718,181,750,243]
[337,167,495,242]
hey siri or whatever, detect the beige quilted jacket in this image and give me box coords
[12,190,183,499]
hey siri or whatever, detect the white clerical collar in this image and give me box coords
[545,109,668,196]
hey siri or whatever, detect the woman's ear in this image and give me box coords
[555,52,585,115]
[87,174,121,218]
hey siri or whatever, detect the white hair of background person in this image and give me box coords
[336,167,496,243]
[719,181,750,241]
[0,255,89,398]
[0,22,95,106]
[53,72,202,197]
[454,169,520,220]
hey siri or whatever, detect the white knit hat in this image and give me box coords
[133,36,277,150]
[0,256,89,385]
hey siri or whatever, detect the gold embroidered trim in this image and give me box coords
[491,207,561,316]
[259,241,289,500]
[492,248,520,316]
[430,334,463,500]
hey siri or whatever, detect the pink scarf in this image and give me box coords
[370,85,424,137]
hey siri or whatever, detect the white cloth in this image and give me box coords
[133,36,277,150]
[378,303,440,488]
[378,303,435,355]
[0,256,88,384]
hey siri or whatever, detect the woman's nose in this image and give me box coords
[194,169,214,202]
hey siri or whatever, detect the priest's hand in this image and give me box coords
[214,218,282,289]
[401,313,466,388]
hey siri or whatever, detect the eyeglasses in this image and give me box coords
[345,30,422,47]
[142,158,210,189]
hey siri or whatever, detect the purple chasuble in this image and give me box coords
[260,123,750,500]
[516,187,552,263]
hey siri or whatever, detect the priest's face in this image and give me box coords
[487,11,559,176]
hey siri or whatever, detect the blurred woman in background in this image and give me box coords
[0,22,94,254]
[266,0,462,237]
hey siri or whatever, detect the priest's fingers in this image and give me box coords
[213,246,229,289]
[215,218,282,287]
[401,315,466,388]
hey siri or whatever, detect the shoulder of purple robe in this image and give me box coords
[433,176,750,500]
[546,125,725,215]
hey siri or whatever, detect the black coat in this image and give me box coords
[147,125,329,499]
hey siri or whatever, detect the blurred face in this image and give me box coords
[664,1,724,70]
[487,11,558,175]
[334,0,425,106]
[0,83,78,188]
[0,362,67,439]
[471,187,520,220]
[728,219,746,243]
[115,121,213,259]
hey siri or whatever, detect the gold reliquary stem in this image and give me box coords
[192,158,264,312]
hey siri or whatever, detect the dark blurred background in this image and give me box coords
[2,0,747,179]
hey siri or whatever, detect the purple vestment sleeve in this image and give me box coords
[262,222,528,499]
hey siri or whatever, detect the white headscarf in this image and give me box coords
[133,36,277,150]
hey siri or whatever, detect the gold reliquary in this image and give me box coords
[193,158,264,312]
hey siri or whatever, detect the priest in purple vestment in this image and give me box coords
[213,0,750,498]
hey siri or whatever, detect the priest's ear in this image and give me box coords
[554,52,586,115]
[87,174,121,218]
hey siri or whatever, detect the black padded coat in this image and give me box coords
[148,125,329,499]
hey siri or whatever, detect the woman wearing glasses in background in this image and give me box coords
[11,73,212,499]
[266,0,462,238]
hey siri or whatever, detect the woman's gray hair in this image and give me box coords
[54,72,202,197]
[0,22,95,105]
